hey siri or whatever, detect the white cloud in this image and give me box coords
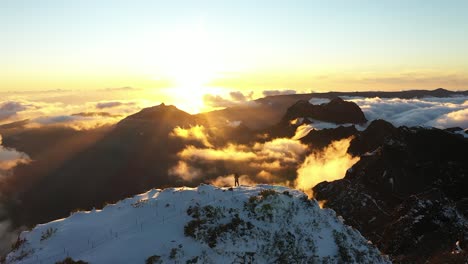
[308,98,330,105]
[95,101,137,109]
[170,126,213,147]
[168,161,203,181]
[262,90,296,97]
[0,101,31,121]
[0,98,147,129]
[343,96,468,129]
[254,137,308,163]
[179,144,257,162]
[203,91,255,108]
[295,137,359,197]
[0,134,30,177]
[431,108,468,128]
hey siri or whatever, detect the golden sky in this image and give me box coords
[2,1,468,113]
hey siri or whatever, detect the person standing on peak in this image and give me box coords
[234,173,240,187]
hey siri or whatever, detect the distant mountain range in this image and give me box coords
[200,88,468,129]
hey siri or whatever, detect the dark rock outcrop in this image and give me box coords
[381,189,467,263]
[444,127,464,133]
[313,124,468,263]
[282,97,367,124]
[300,125,358,150]
[348,119,400,156]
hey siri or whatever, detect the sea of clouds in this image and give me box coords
[0,89,151,129]
[344,96,468,129]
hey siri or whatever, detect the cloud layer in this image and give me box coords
[0,135,30,255]
[169,125,359,195]
[203,91,254,108]
[0,98,146,130]
[0,135,30,174]
[344,96,468,129]
[169,126,309,185]
[262,90,297,97]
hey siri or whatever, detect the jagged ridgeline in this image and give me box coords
[6,185,389,264]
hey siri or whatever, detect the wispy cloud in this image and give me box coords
[95,101,137,109]
[0,101,31,121]
[0,135,30,256]
[170,125,213,147]
[169,161,203,181]
[203,90,255,108]
[0,134,31,174]
[356,72,468,87]
[179,144,257,162]
[295,137,359,197]
[262,90,296,97]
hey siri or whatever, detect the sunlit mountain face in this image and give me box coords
[2,1,468,263]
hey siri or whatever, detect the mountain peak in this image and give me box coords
[116,103,200,128]
[433,88,448,92]
[6,185,390,264]
[328,97,345,104]
[283,97,367,124]
[128,103,184,118]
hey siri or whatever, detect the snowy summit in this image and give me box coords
[6,185,390,264]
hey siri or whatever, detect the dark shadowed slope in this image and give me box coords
[313,121,468,263]
[2,104,206,226]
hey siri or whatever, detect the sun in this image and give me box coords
[161,38,218,89]
[158,26,219,87]
[153,25,222,113]
[163,86,220,114]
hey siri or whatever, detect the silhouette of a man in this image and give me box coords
[234,173,240,187]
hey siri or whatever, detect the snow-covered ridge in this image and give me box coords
[6,185,390,264]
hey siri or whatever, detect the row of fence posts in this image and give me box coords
[24,188,245,264]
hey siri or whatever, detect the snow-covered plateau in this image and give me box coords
[6,185,390,264]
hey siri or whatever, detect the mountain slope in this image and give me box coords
[7,104,206,227]
[314,123,468,263]
[6,185,389,264]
